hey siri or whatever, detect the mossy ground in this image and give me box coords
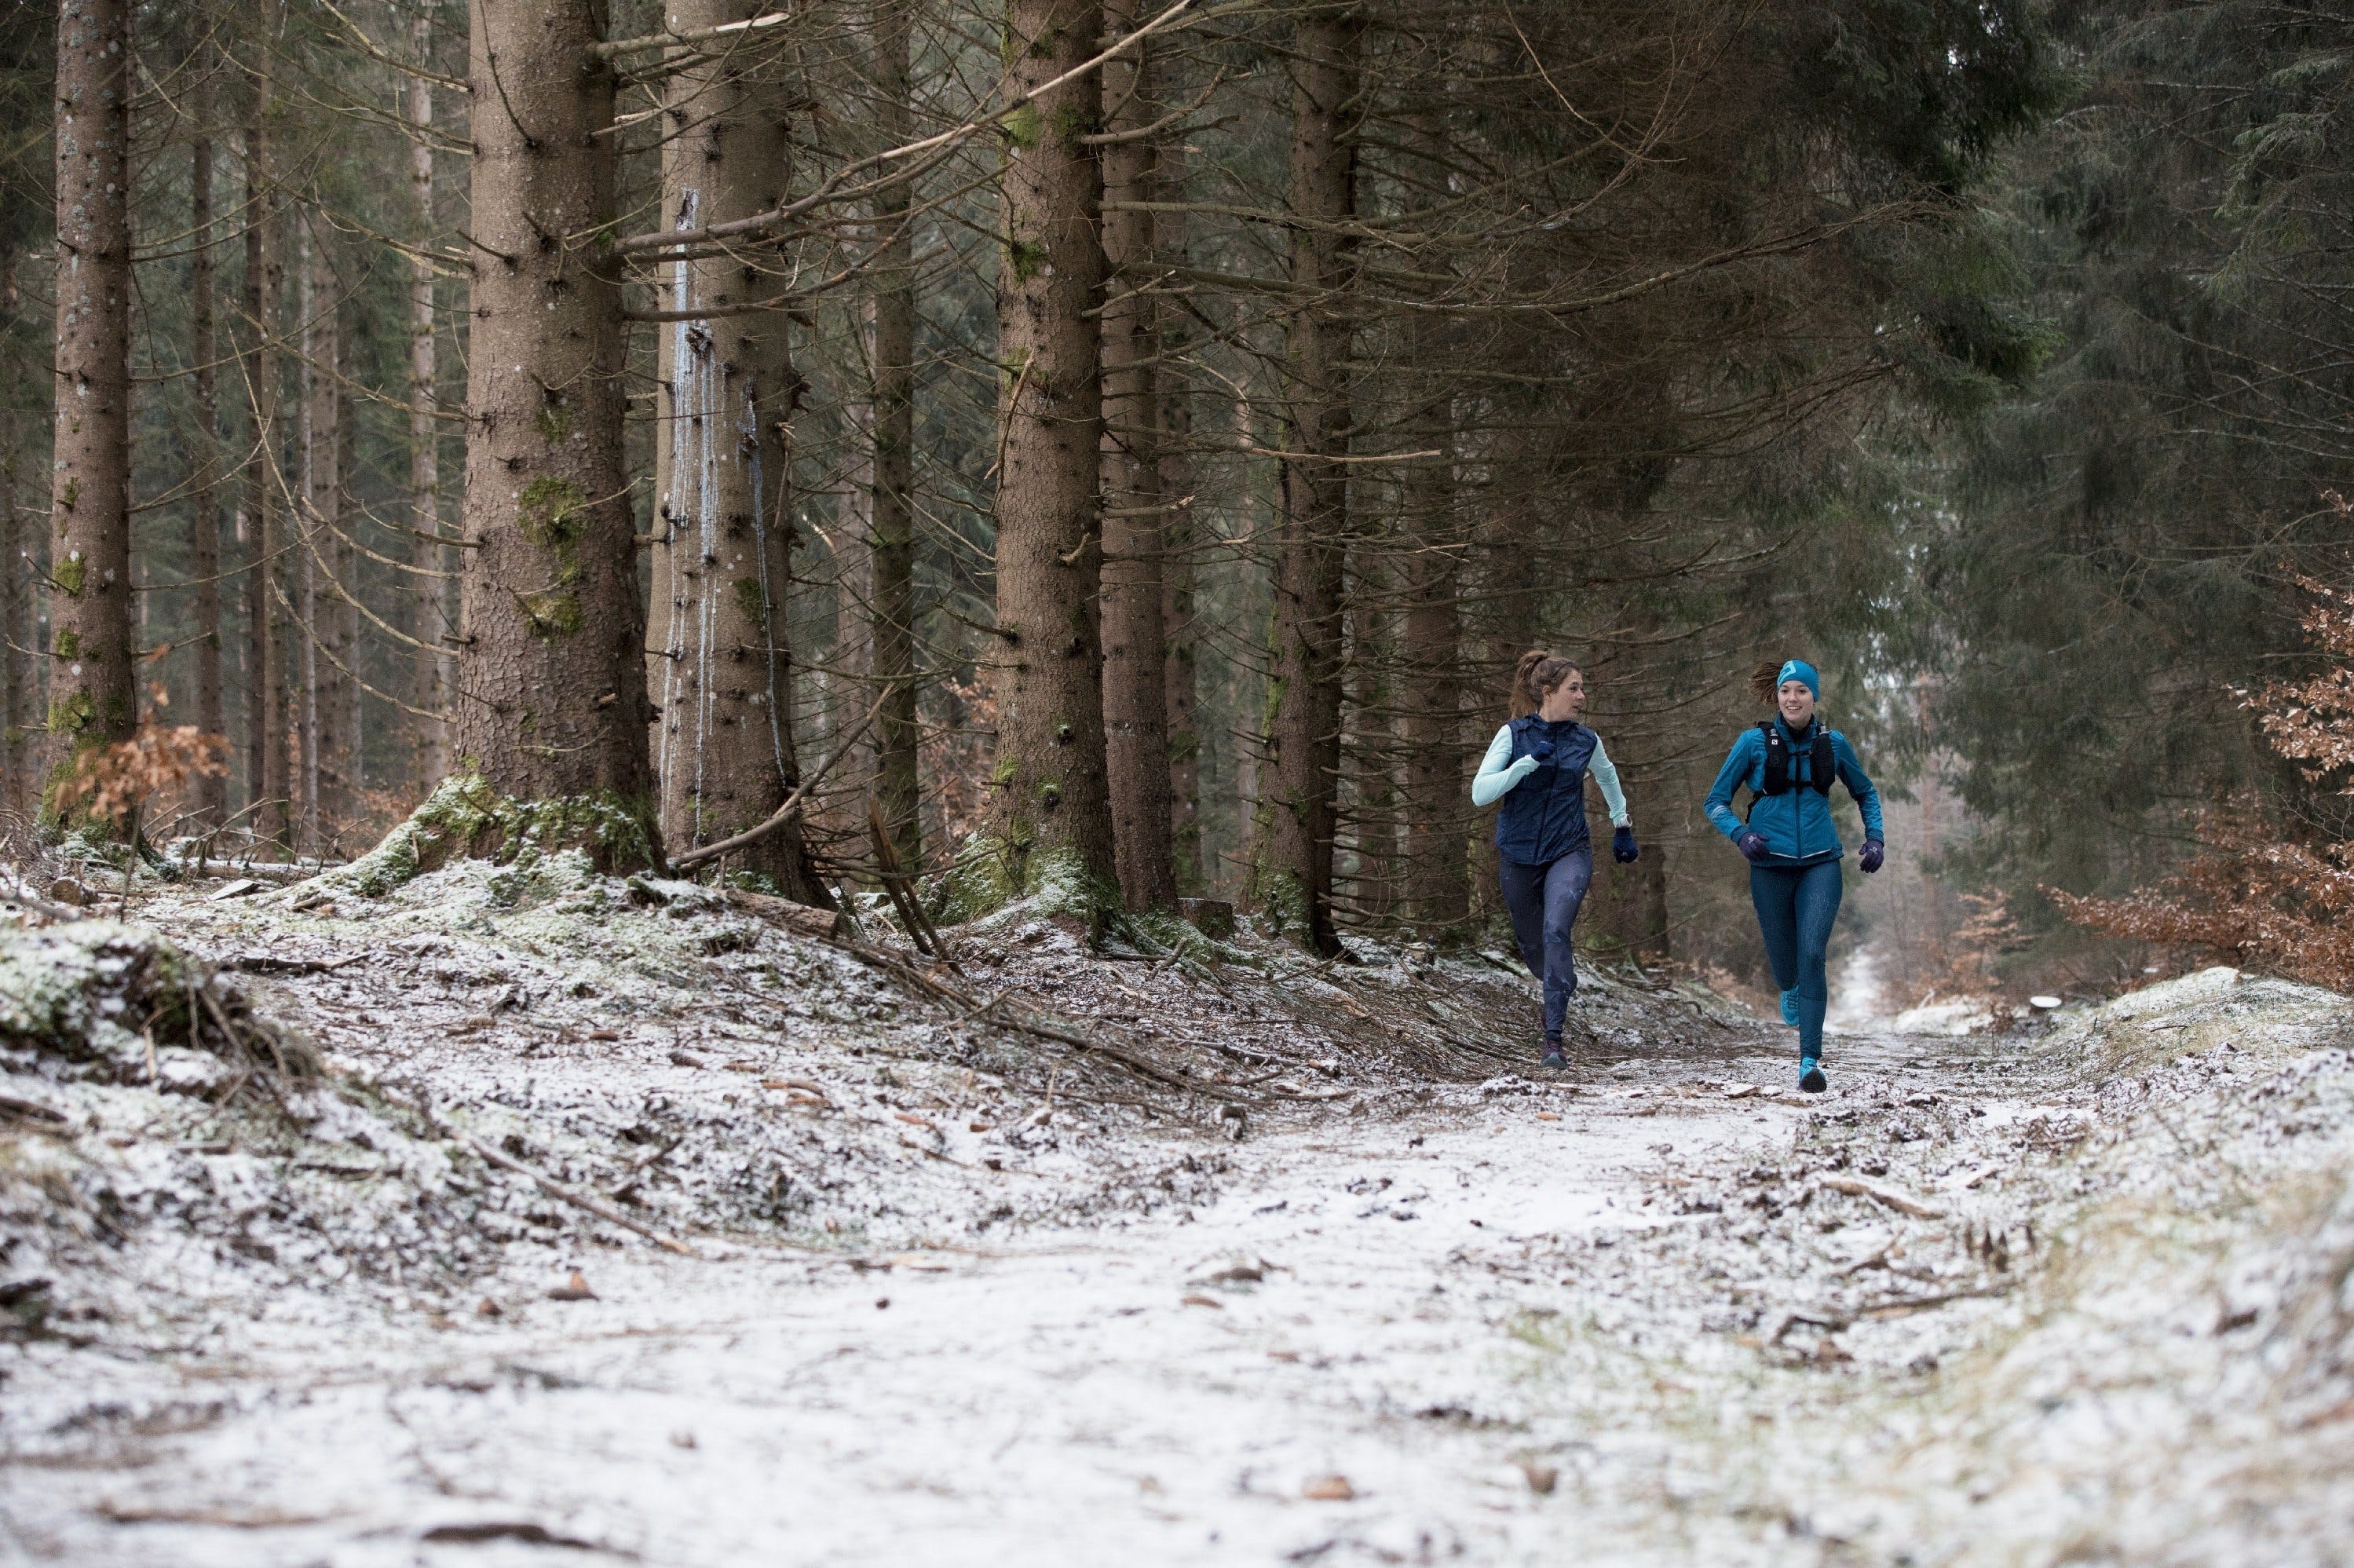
[311,773,659,902]
[925,835,1128,945]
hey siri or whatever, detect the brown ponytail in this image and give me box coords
[1749,660,1784,705]
[1511,650,1582,718]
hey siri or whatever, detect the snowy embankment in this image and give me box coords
[2,861,2350,1566]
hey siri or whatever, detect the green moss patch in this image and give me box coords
[308,773,659,903]
[1000,103,1042,150]
[0,920,316,1084]
[517,589,585,640]
[927,833,1120,938]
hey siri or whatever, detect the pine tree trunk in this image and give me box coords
[1156,139,1199,890]
[1252,9,1358,955]
[1397,114,1466,932]
[406,9,448,788]
[1588,619,1669,965]
[334,378,360,819]
[243,114,289,848]
[1098,0,1175,911]
[986,0,1117,898]
[188,66,227,823]
[1399,486,1468,931]
[296,221,342,848]
[645,0,821,896]
[454,0,652,844]
[868,0,922,871]
[1345,548,1394,923]
[2,400,25,820]
[833,327,873,793]
[46,0,137,776]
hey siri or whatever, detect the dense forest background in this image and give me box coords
[2,0,2349,1005]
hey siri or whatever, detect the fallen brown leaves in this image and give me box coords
[51,722,228,827]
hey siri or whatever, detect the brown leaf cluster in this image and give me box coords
[2050,572,2354,989]
[53,725,230,827]
[2252,572,2354,786]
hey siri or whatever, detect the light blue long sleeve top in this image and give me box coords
[1470,722,1631,824]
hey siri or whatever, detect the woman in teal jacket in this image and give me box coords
[1703,659,1884,1093]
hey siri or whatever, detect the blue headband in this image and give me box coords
[1778,660,1819,698]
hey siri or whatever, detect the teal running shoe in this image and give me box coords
[1799,1057,1827,1094]
[1780,989,1800,1027]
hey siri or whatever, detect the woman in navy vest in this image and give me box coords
[1703,659,1885,1094]
[1471,652,1641,1069]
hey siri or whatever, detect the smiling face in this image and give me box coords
[1778,678,1817,729]
[1539,669,1588,722]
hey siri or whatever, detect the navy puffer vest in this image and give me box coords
[1495,717,1597,866]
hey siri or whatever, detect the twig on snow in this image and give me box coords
[1816,1174,1945,1219]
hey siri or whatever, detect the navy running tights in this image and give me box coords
[1750,859,1844,1058]
[1500,846,1592,1041]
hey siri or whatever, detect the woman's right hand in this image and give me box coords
[1522,736,1555,765]
[1736,832,1771,862]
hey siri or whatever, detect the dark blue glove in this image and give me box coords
[1522,736,1555,765]
[1736,832,1771,863]
[1612,825,1639,864]
[1859,838,1884,874]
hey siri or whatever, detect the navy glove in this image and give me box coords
[1859,838,1885,874]
[1522,736,1555,765]
[1612,825,1639,864]
[1736,832,1771,863]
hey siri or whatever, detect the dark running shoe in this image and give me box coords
[1541,1041,1567,1071]
[1799,1056,1827,1094]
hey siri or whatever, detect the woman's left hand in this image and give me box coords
[1611,825,1639,864]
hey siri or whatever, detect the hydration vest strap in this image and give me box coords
[1755,721,1833,798]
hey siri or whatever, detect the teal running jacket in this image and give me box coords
[1703,719,1883,865]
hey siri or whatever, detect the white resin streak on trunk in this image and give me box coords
[658,188,707,832]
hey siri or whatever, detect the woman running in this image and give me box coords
[1704,659,1884,1093]
[1472,652,1641,1069]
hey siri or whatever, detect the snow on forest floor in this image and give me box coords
[2,858,2352,1566]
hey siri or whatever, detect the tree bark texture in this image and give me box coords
[188,68,226,823]
[1252,9,1358,954]
[47,0,137,767]
[2,402,27,820]
[1098,0,1175,911]
[1345,548,1394,923]
[1398,485,1469,931]
[647,0,823,898]
[1397,115,1467,932]
[868,0,923,871]
[298,221,352,846]
[1155,136,1199,890]
[243,125,290,847]
[406,9,450,788]
[988,0,1117,890]
[334,379,362,816]
[455,0,654,825]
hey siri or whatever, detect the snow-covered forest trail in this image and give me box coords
[5,875,2354,1566]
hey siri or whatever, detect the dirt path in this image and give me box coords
[5,892,2352,1567]
[0,1027,2075,1566]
